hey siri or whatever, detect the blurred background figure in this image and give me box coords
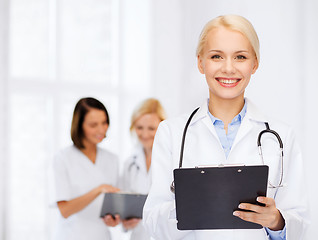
[49,97,120,240]
[121,98,166,240]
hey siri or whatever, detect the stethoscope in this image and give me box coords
[170,107,284,193]
[128,155,140,172]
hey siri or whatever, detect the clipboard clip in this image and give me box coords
[195,163,245,168]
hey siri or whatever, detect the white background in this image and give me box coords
[1,0,317,239]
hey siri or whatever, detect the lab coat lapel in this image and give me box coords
[232,99,269,149]
[189,101,227,163]
[202,116,219,139]
[190,101,219,140]
[231,116,253,149]
[189,99,268,151]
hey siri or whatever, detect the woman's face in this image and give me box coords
[198,26,258,102]
[82,109,108,146]
[134,113,161,151]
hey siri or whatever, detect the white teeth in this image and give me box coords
[218,79,238,84]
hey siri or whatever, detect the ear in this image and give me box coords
[197,55,205,74]
[251,59,259,74]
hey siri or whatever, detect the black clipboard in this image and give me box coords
[173,165,268,230]
[100,193,147,219]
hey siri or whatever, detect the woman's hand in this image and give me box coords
[122,218,140,230]
[103,214,121,227]
[98,184,120,194]
[233,196,285,231]
[99,185,120,227]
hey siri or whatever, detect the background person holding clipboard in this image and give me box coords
[49,98,121,240]
[120,98,166,240]
[143,15,309,240]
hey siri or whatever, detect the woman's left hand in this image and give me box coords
[233,196,285,231]
[102,214,121,227]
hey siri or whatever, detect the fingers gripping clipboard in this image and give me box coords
[173,165,268,230]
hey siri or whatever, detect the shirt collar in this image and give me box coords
[189,98,269,126]
[207,99,247,125]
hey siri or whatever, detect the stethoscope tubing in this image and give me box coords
[178,107,200,168]
[257,124,284,188]
[171,107,284,193]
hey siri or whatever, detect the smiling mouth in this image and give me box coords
[216,78,241,84]
[96,135,105,140]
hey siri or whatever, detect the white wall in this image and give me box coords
[151,0,317,238]
[150,0,186,117]
[116,0,153,161]
[0,0,9,239]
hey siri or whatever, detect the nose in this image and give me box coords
[140,129,149,139]
[98,124,108,134]
[221,58,236,74]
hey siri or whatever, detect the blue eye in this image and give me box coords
[211,55,221,59]
[236,55,247,60]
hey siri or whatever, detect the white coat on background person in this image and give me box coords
[143,15,309,240]
[50,145,119,240]
[121,98,166,240]
[121,145,152,240]
[122,145,152,195]
[49,97,121,240]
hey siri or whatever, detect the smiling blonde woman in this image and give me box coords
[143,15,309,240]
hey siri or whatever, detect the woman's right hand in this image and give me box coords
[98,184,120,194]
[122,218,140,230]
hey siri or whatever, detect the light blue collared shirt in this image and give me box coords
[207,101,247,158]
[207,100,286,240]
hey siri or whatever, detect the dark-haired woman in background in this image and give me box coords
[49,97,120,240]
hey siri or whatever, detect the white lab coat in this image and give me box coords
[143,99,309,240]
[122,145,152,194]
[121,145,152,240]
[49,145,119,240]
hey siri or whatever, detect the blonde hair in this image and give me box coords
[130,98,166,131]
[196,15,260,64]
